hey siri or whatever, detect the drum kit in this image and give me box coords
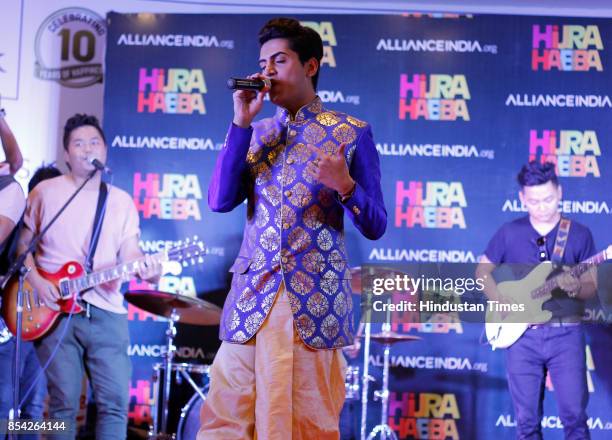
[128,265,420,440]
[124,290,221,440]
[349,266,422,440]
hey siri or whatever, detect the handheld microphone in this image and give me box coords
[227,77,271,91]
[88,158,112,174]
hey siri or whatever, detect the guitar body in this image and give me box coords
[1,261,85,341]
[485,262,554,350]
[1,237,206,341]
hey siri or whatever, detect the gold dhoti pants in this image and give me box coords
[198,283,347,440]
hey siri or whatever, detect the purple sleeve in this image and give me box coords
[340,125,387,240]
[484,225,507,264]
[208,123,253,212]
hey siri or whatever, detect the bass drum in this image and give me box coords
[176,384,209,440]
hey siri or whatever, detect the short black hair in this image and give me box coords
[62,114,106,151]
[28,164,62,193]
[517,161,559,188]
[258,17,323,90]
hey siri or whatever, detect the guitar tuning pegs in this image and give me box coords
[182,261,188,267]
[198,256,204,264]
[190,258,196,265]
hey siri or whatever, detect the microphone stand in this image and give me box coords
[3,169,100,439]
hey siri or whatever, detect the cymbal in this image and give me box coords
[369,331,422,345]
[125,290,221,326]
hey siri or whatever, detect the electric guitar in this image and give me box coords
[1,238,205,341]
[485,245,611,350]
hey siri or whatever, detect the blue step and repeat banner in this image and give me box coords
[102,12,612,439]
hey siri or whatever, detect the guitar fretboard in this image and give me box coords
[60,252,165,295]
[531,250,606,300]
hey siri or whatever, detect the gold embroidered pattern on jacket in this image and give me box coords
[332,123,357,144]
[290,271,315,295]
[302,249,325,274]
[278,165,296,186]
[254,205,270,227]
[274,205,297,229]
[245,312,264,334]
[288,226,312,252]
[346,115,368,128]
[316,112,340,126]
[287,182,312,207]
[303,205,325,230]
[296,314,316,338]
[303,122,326,144]
[306,292,329,318]
[317,229,333,251]
[262,183,281,206]
[321,315,340,340]
[287,143,310,164]
[260,226,280,251]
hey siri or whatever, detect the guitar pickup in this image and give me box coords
[58,278,72,299]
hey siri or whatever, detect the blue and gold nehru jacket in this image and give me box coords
[209,97,387,349]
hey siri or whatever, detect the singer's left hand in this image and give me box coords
[305,143,355,196]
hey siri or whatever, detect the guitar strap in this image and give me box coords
[84,181,108,274]
[551,217,572,264]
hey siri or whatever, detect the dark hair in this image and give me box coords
[28,164,62,193]
[258,17,323,90]
[62,114,106,151]
[517,161,558,188]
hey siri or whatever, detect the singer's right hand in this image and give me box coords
[232,73,270,128]
[29,274,61,311]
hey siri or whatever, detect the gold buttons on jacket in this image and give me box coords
[283,222,291,230]
[352,206,361,215]
[286,158,295,165]
[284,190,292,197]
[289,129,297,137]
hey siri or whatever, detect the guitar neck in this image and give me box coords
[532,250,606,299]
[64,251,166,293]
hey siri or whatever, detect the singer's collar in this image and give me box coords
[275,96,323,126]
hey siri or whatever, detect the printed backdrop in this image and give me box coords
[102,13,612,439]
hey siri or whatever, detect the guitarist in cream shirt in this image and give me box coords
[476,161,597,440]
[16,114,162,439]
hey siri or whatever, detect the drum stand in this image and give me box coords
[366,322,397,440]
[149,309,180,440]
[149,306,210,439]
[359,321,372,440]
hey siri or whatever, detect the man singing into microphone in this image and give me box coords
[17,114,161,439]
[199,18,387,439]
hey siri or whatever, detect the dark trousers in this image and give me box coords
[34,304,131,440]
[506,325,589,440]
